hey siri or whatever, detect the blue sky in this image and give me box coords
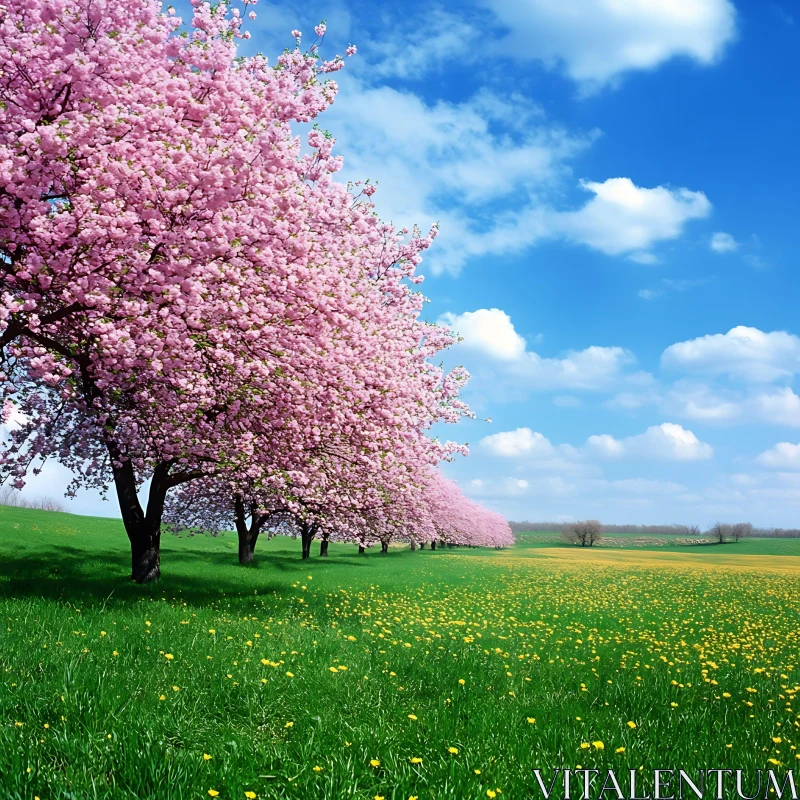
[24,0,800,527]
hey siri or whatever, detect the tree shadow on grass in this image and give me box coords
[0,540,374,606]
[0,542,390,604]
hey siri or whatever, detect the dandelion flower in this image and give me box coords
[580,743,590,749]
[474,769,482,774]
[159,695,166,701]
[284,722,294,728]
[487,791,497,799]
[616,747,625,754]
[410,757,422,764]
[527,718,536,724]
[458,679,465,685]
[627,721,637,729]
[245,793,257,799]
[593,741,604,750]
[164,653,174,660]
[203,754,212,761]
[285,671,294,678]
[370,759,381,767]
[448,747,459,755]
[408,714,418,721]
[208,791,219,798]
[313,766,323,772]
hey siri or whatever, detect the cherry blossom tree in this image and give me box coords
[0,0,471,581]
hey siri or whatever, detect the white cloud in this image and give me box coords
[365,10,481,80]
[757,442,800,470]
[552,178,711,259]
[481,422,712,463]
[665,382,741,422]
[482,0,736,88]
[512,344,635,390]
[443,307,636,390]
[439,309,526,361]
[480,427,555,458]
[662,326,800,382]
[325,79,708,274]
[324,77,594,275]
[660,383,800,427]
[710,231,739,253]
[586,423,713,461]
[751,388,800,426]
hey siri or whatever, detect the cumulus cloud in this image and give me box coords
[552,178,711,261]
[623,382,800,427]
[757,442,800,470]
[480,427,556,458]
[586,423,713,461]
[481,0,737,88]
[481,423,712,463]
[324,77,594,275]
[710,231,739,253]
[438,309,526,361]
[662,326,800,382]
[441,307,636,390]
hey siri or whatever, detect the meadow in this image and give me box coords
[2,507,800,799]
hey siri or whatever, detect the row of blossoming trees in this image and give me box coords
[0,0,513,581]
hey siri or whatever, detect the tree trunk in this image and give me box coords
[319,537,329,557]
[410,540,417,551]
[112,455,169,584]
[358,544,365,554]
[430,540,436,551]
[420,542,426,550]
[129,523,161,584]
[301,522,316,560]
[234,494,260,565]
[380,541,389,554]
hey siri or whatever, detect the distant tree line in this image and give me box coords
[510,521,699,535]
[0,487,66,513]
[511,520,800,538]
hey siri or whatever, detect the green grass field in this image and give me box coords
[2,507,800,799]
